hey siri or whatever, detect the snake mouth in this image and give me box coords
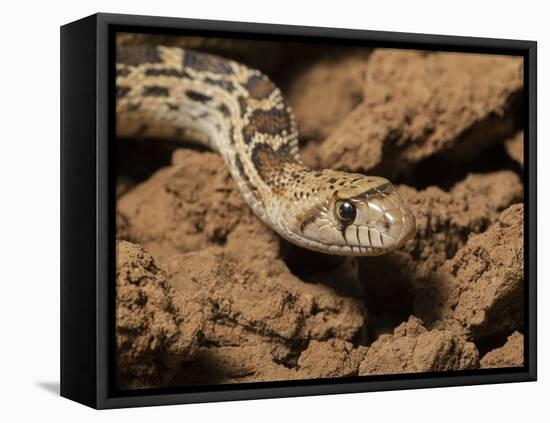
[344,191,416,250]
[335,208,415,256]
[297,183,416,256]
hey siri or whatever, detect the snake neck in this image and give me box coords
[116,45,307,232]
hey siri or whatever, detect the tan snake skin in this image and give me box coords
[116,46,416,256]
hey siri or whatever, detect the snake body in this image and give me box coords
[116,46,416,256]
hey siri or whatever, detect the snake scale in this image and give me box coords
[116,45,416,256]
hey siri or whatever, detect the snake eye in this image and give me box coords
[335,201,356,225]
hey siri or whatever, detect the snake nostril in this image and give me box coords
[387,219,403,239]
[374,219,390,233]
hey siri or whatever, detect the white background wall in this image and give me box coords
[1,0,547,421]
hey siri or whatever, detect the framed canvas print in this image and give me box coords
[60,13,537,409]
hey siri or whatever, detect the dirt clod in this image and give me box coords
[435,204,525,340]
[164,249,367,345]
[297,339,367,379]
[480,331,524,369]
[286,51,369,144]
[318,50,523,178]
[118,149,280,263]
[116,241,203,389]
[505,132,524,167]
[358,317,479,375]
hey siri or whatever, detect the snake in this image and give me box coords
[116,45,416,256]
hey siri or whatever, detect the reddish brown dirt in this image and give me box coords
[505,131,524,168]
[480,331,524,368]
[434,204,525,340]
[285,51,370,144]
[316,49,523,179]
[358,317,479,375]
[116,38,525,388]
[116,241,203,389]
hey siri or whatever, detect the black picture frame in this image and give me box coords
[60,12,537,409]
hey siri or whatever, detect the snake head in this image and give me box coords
[296,175,416,256]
